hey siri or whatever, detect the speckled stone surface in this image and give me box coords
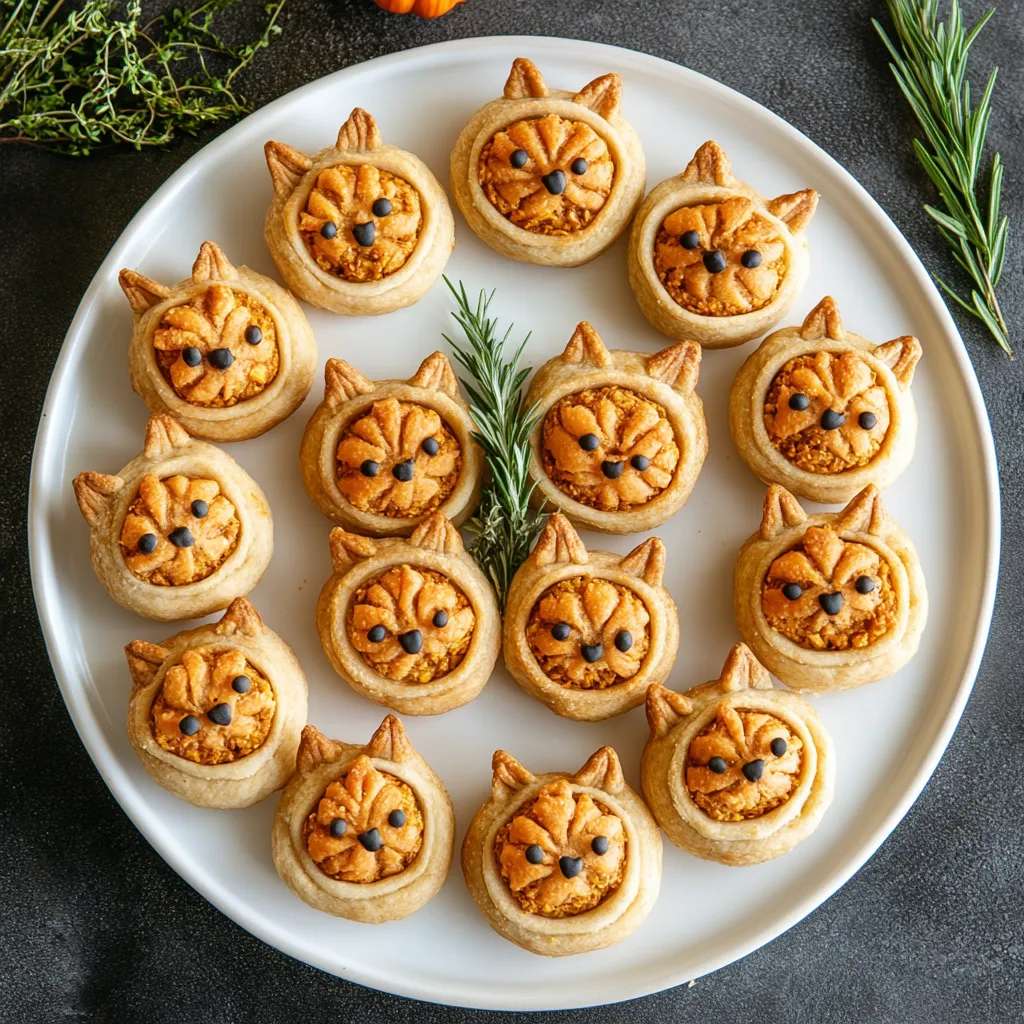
[2,0,1022,1020]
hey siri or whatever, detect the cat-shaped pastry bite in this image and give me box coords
[503,514,679,720]
[265,108,454,315]
[734,484,927,693]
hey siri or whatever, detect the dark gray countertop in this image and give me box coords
[3,0,1022,1020]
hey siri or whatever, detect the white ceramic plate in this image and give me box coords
[30,36,998,1010]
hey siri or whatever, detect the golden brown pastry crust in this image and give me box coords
[317,512,501,715]
[300,352,483,536]
[641,644,834,866]
[503,514,679,721]
[450,58,645,267]
[462,746,661,956]
[264,108,454,316]
[273,716,454,923]
[526,322,708,535]
[734,484,928,693]
[628,141,817,348]
[729,296,922,503]
[72,414,273,621]
[125,598,307,809]
[121,242,316,442]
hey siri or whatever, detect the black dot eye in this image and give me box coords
[352,221,375,247]
[137,533,158,554]
[578,433,600,451]
[591,835,609,855]
[320,222,338,239]
[858,411,878,430]
[510,148,528,168]
[372,197,392,217]
[770,738,788,757]
[392,460,414,482]
[181,346,202,367]
[570,157,588,174]
[231,675,251,693]
[708,756,727,774]
[680,229,700,249]
[179,715,201,736]
[432,610,448,628]
[421,437,439,456]
[741,249,762,269]
[614,630,633,652]
[855,575,876,594]
[819,592,844,615]
[525,844,544,864]
[601,460,624,479]
[208,348,234,370]
[742,759,765,782]
[581,643,604,663]
[782,582,803,600]
[190,499,208,518]
[703,250,727,273]
[630,454,650,471]
[367,625,387,644]
[168,527,194,548]
[788,393,810,411]
[360,460,379,477]
[330,818,348,838]
[820,409,846,430]
[551,623,571,641]
[388,809,406,828]
[244,325,262,345]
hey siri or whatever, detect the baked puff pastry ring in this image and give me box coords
[119,241,317,442]
[124,598,307,809]
[273,715,455,923]
[73,414,273,621]
[503,514,679,721]
[628,140,818,347]
[265,108,454,316]
[317,513,501,715]
[462,746,661,956]
[526,321,707,534]
[642,643,834,866]
[734,484,927,693]
[450,57,645,267]
[300,352,483,536]
[729,296,922,504]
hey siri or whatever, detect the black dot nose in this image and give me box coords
[541,170,566,195]
[703,250,727,273]
[601,460,624,479]
[357,828,383,852]
[208,703,232,726]
[581,644,603,663]
[168,527,194,548]
[819,592,844,616]
[353,221,375,247]
[820,409,846,430]
[399,630,423,655]
[208,348,234,370]
[742,759,765,782]
[392,460,414,482]
[559,855,583,878]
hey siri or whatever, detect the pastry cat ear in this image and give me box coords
[719,643,772,692]
[573,73,622,119]
[73,472,125,527]
[767,189,819,234]
[800,296,844,341]
[216,597,264,637]
[834,484,892,537]
[504,57,548,99]
[336,107,382,152]
[124,640,169,691]
[191,241,238,284]
[562,321,612,368]
[118,269,170,315]
[571,746,625,794]
[409,512,464,555]
[619,537,666,587]
[408,352,460,397]
[646,341,701,393]
[646,683,694,739]
[530,513,589,569]
[297,725,347,777]
[491,750,536,801]
[365,714,414,763]
[323,358,374,408]
[265,140,312,200]
[329,527,378,574]
[682,140,733,186]
[760,485,808,539]
[874,335,922,391]
[144,413,192,458]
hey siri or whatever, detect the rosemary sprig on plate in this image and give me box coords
[0,0,286,154]
[442,278,548,610]
[874,0,1011,356]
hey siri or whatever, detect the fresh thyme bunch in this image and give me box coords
[874,0,1011,356]
[442,279,548,610]
[0,0,285,154]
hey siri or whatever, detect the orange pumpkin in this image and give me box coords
[374,0,465,16]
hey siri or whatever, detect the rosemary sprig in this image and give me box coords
[0,0,286,154]
[442,278,548,610]
[874,0,1011,356]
